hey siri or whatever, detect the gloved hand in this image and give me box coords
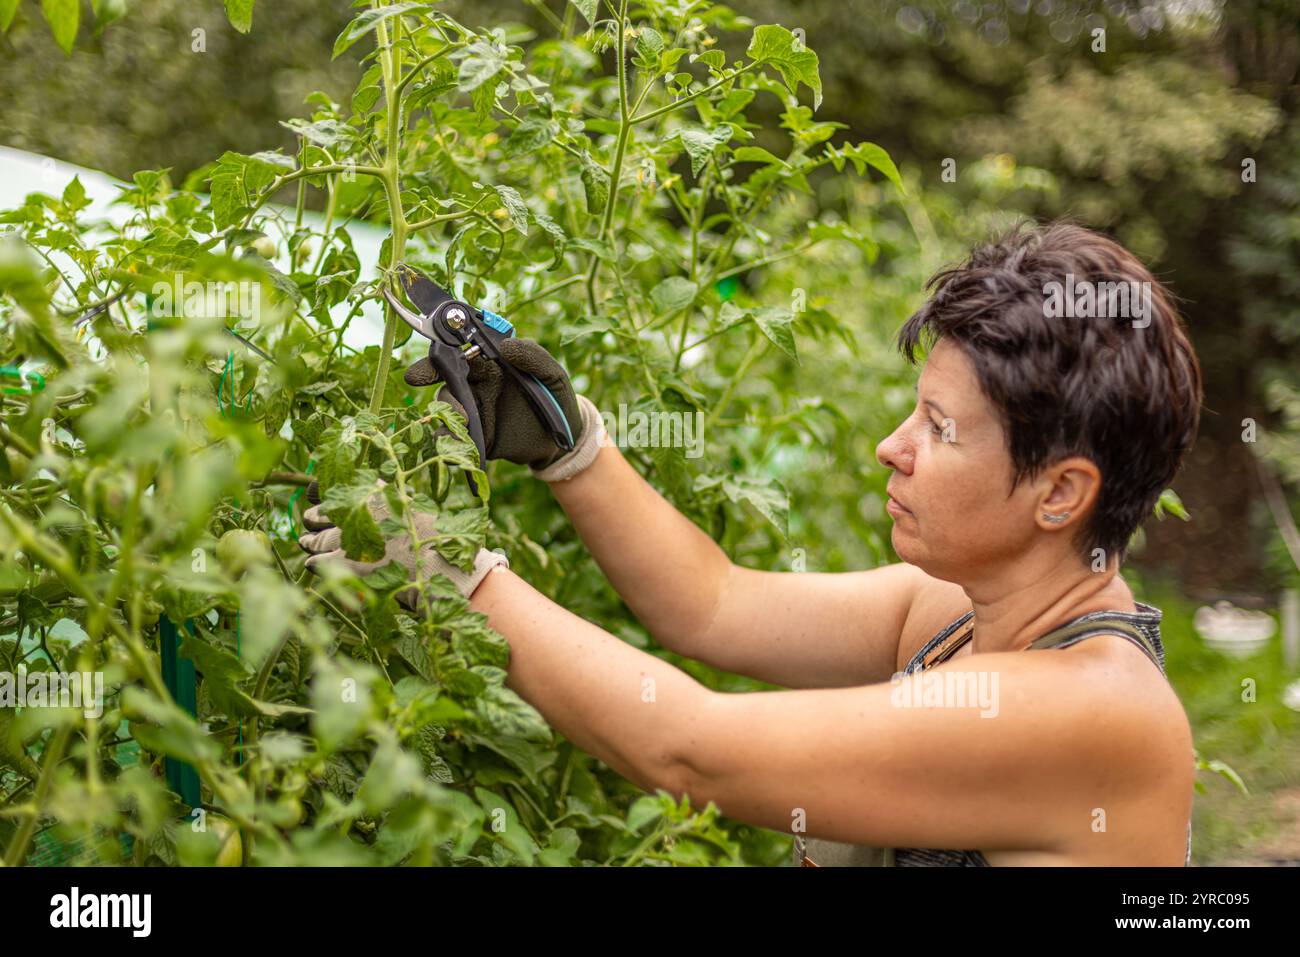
[297,483,509,605]
[404,337,608,482]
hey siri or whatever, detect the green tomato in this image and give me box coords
[210,814,243,867]
[251,236,277,259]
[138,600,162,629]
[274,795,305,828]
[4,447,30,479]
[281,769,308,799]
[216,528,273,576]
[433,460,452,503]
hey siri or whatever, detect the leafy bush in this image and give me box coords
[0,0,903,865]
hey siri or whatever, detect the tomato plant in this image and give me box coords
[0,0,902,865]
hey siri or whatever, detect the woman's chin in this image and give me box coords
[890,524,922,563]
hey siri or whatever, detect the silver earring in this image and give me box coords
[1042,512,1070,524]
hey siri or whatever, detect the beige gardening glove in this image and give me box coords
[297,483,508,605]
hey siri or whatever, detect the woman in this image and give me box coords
[299,220,1202,866]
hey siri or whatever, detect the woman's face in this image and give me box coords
[875,338,1045,582]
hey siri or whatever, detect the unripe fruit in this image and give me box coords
[209,814,243,866]
[215,528,272,576]
[274,795,305,828]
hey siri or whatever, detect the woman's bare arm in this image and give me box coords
[544,441,927,688]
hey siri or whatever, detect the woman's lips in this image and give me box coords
[886,494,912,518]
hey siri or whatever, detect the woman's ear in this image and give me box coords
[1036,456,1101,531]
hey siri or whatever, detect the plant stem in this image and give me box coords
[310,177,340,274]
[507,273,585,312]
[0,423,36,459]
[392,42,457,99]
[584,0,631,316]
[254,470,315,487]
[369,11,410,414]
[0,506,169,704]
[705,333,767,429]
[632,62,759,125]
[2,723,74,867]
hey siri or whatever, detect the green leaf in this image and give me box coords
[626,794,665,831]
[322,479,387,564]
[207,151,284,230]
[691,49,726,71]
[503,117,554,157]
[494,184,530,235]
[224,0,254,33]
[333,3,431,60]
[538,827,581,866]
[532,211,567,268]
[0,0,19,32]
[474,787,539,864]
[1155,488,1190,521]
[733,146,787,166]
[833,141,904,194]
[471,78,499,121]
[559,313,622,345]
[351,63,383,114]
[280,118,356,150]
[237,569,307,671]
[41,0,79,53]
[61,175,90,212]
[580,153,609,214]
[311,657,379,755]
[635,26,664,66]
[358,735,425,814]
[746,24,822,110]
[458,39,507,91]
[675,125,732,178]
[807,220,879,262]
[477,684,552,744]
[696,474,791,538]
[179,631,253,684]
[123,688,221,766]
[432,507,490,572]
[567,0,596,26]
[727,475,790,538]
[750,305,798,361]
[649,276,698,315]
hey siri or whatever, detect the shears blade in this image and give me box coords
[381,285,436,341]
[400,268,458,317]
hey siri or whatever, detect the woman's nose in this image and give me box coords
[876,425,911,473]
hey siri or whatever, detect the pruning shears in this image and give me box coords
[381,265,574,497]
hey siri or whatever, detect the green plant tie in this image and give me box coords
[216,351,252,418]
[0,366,46,395]
[285,459,317,538]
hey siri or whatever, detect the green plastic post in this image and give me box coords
[159,615,202,809]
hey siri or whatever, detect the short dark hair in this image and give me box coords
[897,219,1203,564]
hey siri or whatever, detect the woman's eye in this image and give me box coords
[929,420,943,436]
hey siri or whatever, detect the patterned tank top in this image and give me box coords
[795,601,1193,867]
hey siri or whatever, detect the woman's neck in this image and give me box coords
[962,552,1135,655]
